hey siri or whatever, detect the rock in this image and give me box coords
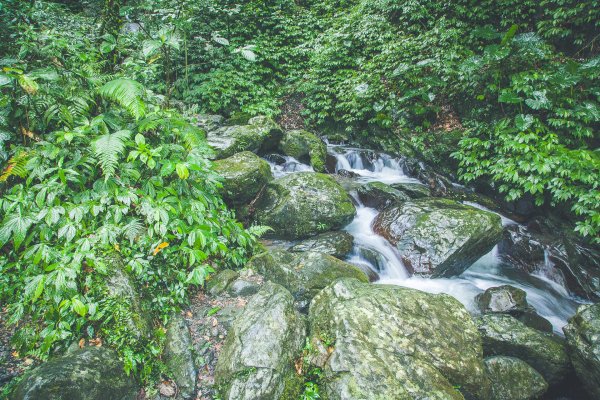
[389,182,431,199]
[10,347,137,400]
[354,246,387,272]
[308,278,491,400]
[563,303,600,399]
[325,153,338,173]
[197,114,224,132]
[476,314,570,385]
[228,278,261,297]
[164,314,197,399]
[476,285,553,332]
[347,260,380,282]
[335,169,358,178]
[264,153,287,165]
[279,130,327,172]
[253,172,356,239]
[484,356,548,400]
[288,231,354,259]
[357,181,411,210]
[213,151,273,205]
[207,116,283,159]
[207,269,239,296]
[373,198,503,277]
[247,250,368,311]
[214,283,305,400]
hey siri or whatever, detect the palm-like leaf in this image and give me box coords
[92,130,131,179]
[99,79,146,119]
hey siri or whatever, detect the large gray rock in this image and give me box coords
[484,356,548,400]
[357,181,411,210]
[563,303,600,399]
[308,278,491,400]
[253,172,356,240]
[279,129,327,172]
[213,151,273,205]
[373,198,503,277]
[476,314,570,385]
[207,116,283,159]
[247,249,368,311]
[10,347,137,400]
[214,282,305,400]
[164,314,197,399]
[288,231,354,259]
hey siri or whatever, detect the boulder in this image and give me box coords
[357,181,411,210]
[247,250,368,311]
[10,347,137,400]
[253,172,356,240]
[279,130,327,172]
[206,269,239,296]
[373,198,503,277]
[288,231,354,259]
[214,283,305,400]
[389,182,431,199]
[213,151,273,205]
[164,314,197,399]
[476,285,552,332]
[484,356,548,400]
[308,278,491,400]
[207,116,283,159]
[476,314,570,385]
[197,114,225,132]
[563,303,600,399]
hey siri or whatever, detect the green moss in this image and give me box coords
[280,130,327,172]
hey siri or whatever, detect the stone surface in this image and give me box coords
[308,278,491,400]
[213,151,273,205]
[253,172,356,240]
[476,313,570,385]
[207,116,283,159]
[389,182,431,199]
[228,278,261,297]
[484,356,548,400]
[279,129,327,172]
[206,269,239,296]
[288,231,354,259]
[10,347,137,400]
[214,283,305,400]
[357,181,411,210]
[164,314,197,399]
[247,250,368,311]
[563,303,600,399]
[373,198,503,277]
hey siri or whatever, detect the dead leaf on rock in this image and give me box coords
[158,381,176,397]
[78,338,85,348]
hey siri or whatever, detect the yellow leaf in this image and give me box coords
[152,242,169,255]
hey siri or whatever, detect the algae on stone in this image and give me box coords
[213,151,273,205]
[279,129,327,172]
[484,356,548,400]
[207,116,283,159]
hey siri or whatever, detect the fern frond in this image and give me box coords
[99,79,146,120]
[246,225,273,238]
[91,130,131,179]
[0,151,30,182]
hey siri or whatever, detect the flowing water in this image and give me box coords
[266,145,583,333]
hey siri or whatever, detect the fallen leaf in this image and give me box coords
[158,381,176,397]
[152,242,169,256]
[79,338,85,348]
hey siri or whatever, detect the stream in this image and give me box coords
[265,144,584,334]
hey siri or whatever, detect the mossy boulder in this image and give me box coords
[213,151,273,205]
[247,249,368,311]
[357,181,411,210]
[390,182,431,198]
[207,269,239,296]
[476,314,570,385]
[253,172,356,239]
[207,116,283,159]
[373,198,503,277]
[308,278,491,400]
[214,282,305,400]
[279,129,327,172]
[10,347,137,400]
[563,303,600,399]
[484,356,548,400]
[288,231,354,259]
[164,314,197,399]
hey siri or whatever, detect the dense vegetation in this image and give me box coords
[0,0,598,396]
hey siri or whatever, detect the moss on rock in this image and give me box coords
[213,151,273,205]
[279,129,327,172]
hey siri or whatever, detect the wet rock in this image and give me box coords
[214,283,305,400]
[207,116,283,159]
[335,169,359,178]
[476,314,570,385]
[10,347,137,400]
[484,356,548,400]
[228,278,260,297]
[357,181,411,210]
[389,182,431,199]
[207,269,239,296]
[279,129,327,172]
[563,303,600,399]
[253,172,356,240]
[164,314,197,399]
[476,285,552,332]
[197,114,225,132]
[247,250,368,311]
[264,153,287,165]
[373,198,503,277]
[355,246,387,272]
[325,153,338,173]
[308,278,491,400]
[288,231,354,259]
[213,151,273,205]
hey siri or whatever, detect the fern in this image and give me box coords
[92,130,131,179]
[0,151,30,182]
[246,225,273,238]
[99,79,146,120]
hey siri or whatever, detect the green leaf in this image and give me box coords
[92,130,131,179]
[498,90,522,104]
[515,114,534,131]
[71,297,87,317]
[142,39,162,58]
[99,79,146,119]
[501,24,519,46]
[176,163,189,179]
